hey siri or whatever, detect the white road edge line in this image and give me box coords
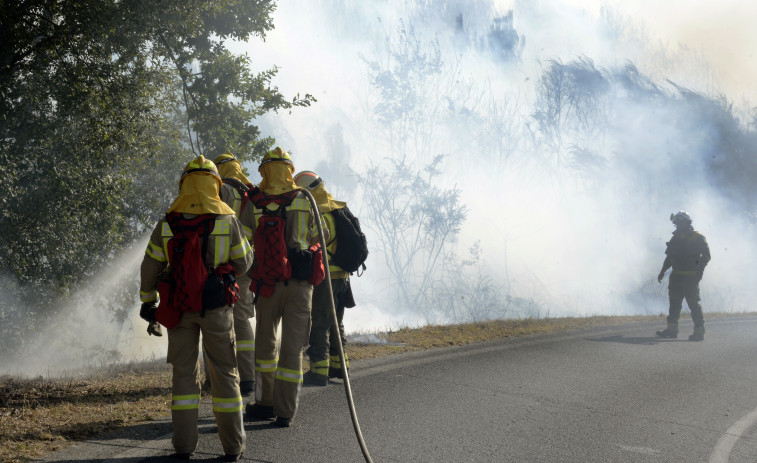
[709,405,757,463]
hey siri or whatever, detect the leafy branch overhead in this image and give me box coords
[0,0,314,303]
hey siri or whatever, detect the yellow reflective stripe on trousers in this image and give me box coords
[312,359,329,376]
[330,355,349,368]
[212,395,243,413]
[276,367,303,384]
[237,340,255,352]
[172,394,201,411]
[256,358,278,373]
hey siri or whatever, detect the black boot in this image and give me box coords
[303,371,328,386]
[689,326,705,342]
[240,380,254,394]
[656,322,678,339]
[245,403,274,420]
[656,328,677,338]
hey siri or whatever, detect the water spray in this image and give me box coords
[298,187,374,463]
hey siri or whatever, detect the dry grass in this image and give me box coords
[0,362,172,463]
[347,315,661,359]
[1,313,746,462]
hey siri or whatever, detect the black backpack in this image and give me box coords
[327,206,368,274]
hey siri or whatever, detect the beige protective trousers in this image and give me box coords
[167,307,245,456]
[204,274,255,384]
[234,273,255,382]
[254,279,313,419]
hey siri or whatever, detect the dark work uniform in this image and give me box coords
[662,227,711,328]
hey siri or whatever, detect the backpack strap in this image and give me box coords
[251,188,299,214]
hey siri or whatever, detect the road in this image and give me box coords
[43,316,757,462]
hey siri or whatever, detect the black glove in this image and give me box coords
[140,301,158,323]
[146,322,163,337]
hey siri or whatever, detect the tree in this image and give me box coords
[359,155,467,318]
[361,20,443,161]
[0,0,313,299]
[531,57,611,177]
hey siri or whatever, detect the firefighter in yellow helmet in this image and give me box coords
[294,170,353,386]
[656,211,711,341]
[240,147,328,427]
[138,155,253,460]
[204,152,256,395]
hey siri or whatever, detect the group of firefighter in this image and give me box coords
[138,148,356,461]
[137,147,712,461]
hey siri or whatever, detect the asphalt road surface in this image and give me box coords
[43,316,757,462]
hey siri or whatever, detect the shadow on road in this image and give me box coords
[585,335,688,345]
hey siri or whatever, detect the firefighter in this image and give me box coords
[139,155,253,461]
[204,152,256,395]
[294,171,352,386]
[241,147,327,427]
[656,211,711,341]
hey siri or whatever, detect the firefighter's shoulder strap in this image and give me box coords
[249,186,299,213]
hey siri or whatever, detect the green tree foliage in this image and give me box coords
[0,0,313,300]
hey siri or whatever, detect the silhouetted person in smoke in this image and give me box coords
[655,211,711,341]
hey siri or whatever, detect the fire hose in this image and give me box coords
[299,188,374,463]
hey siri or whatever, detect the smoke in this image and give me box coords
[0,234,165,377]
[242,0,757,324]
[5,0,756,376]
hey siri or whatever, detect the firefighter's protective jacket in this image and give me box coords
[139,213,253,304]
[239,190,328,257]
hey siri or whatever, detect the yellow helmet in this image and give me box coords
[214,152,238,167]
[180,155,220,185]
[259,146,294,172]
[294,170,323,190]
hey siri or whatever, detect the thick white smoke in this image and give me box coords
[0,235,166,377]
[240,0,757,328]
[4,0,755,376]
